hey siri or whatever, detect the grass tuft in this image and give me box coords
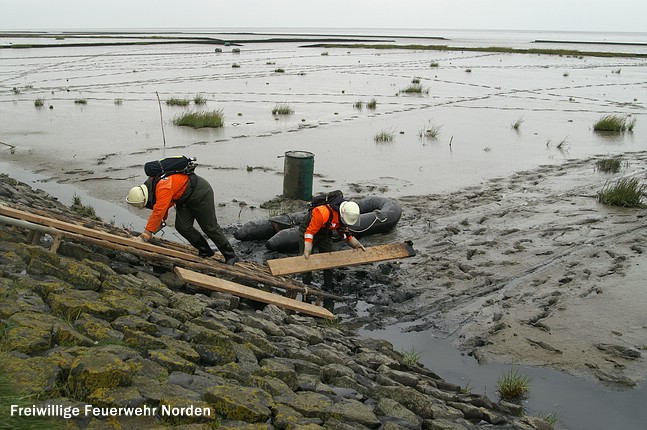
[354,100,363,110]
[193,93,207,105]
[597,178,645,208]
[497,365,531,402]
[595,158,622,174]
[374,130,395,142]
[34,98,44,107]
[74,99,87,105]
[419,124,442,139]
[166,97,190,106]
[400,83,427,94]
[401,346,422,366]
[272,103,294,115]
[593,114,635,132]
[511,117,524,130]
[366,98,377,109]
[173,109,225,128]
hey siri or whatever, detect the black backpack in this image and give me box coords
[143,156,198,209]
[300,190,345,232]
[144,155,197,177]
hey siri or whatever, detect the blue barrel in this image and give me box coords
[282,150,314,200]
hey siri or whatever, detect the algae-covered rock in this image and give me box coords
[112,315,159,335]
[327,398,382,428]
[148,349,197,374]
[374,397,422,427]
[373,385,443,420]
[74,313,123,341]
[2,354,61,395]
[275,391,334,419]
[61,259,102,291]
[48,289,126,322]
[5,310,57,353]
[203,384,273,423]
[169,293,209,318]
[258,358,299,390]
[67,351,135,397]
[194,342,236,366]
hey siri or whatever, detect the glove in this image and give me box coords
[136,230,152,242]
[348,237,365,251]
[303,241,313,259]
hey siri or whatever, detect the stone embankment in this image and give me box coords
[0,173,552,430]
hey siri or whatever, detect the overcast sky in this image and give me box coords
[1,0,646,33]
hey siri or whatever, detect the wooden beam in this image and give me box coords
[0,204,341,301]
[267,241,416,276]
[174,267,334,319]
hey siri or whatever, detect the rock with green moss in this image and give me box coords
[67,351,135,398]
[149,349,197,374]
[61,259,102,291]
[203,384,274,423]
[2,354,61,395]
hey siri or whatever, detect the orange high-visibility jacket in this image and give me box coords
[145,174,190,233]
[304,205,353,243]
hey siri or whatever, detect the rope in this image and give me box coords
[349,211,389,234]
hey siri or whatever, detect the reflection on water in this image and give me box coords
[360,325,647,430]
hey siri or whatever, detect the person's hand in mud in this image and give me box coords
[303,241,312,259]
[348,237,365,251]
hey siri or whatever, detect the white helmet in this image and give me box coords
[339,201,360,226]
[126,185,148,209]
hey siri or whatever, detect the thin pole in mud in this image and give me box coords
[155,91,166,148]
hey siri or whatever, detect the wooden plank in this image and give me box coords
[267,241,416,276]
[0,204,342,300]
[174,267,334,319]
[0,204,198,262]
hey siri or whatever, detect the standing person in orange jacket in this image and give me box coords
[298,198,365,291]
[126,173,239,265]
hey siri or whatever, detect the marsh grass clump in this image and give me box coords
[430,62,439,67]
[193,93,207,105]
[595,158,622,174]
[232,63,241,68]
[497,365,531,403]
[593,114,634,132]
[399,83,428,95]
[166,97,190,107]
[113,98,123,105]
[274,68,285,73]
[374,130,395,142]
[71,194,96,218]
[272,103,294,115]
[174,110,225,129]
[354,100,363,110]
[411,77,421,84]
[400,346,422,366]
[597,178,645,208]
[34,98,44,107]
[74,99,87,105]
[366,98,377,109]
[419,124,442,139]
[511,117,525,130]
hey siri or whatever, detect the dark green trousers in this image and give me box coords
[298,224,334,289]
[174,176,228,249]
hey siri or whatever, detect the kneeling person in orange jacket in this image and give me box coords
[298,200,365,290]
[126,173,238,265]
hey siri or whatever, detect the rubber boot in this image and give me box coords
[217,242,239,265]
[302,272,313,285]
[191,236,215,258]
[323,270,333,291]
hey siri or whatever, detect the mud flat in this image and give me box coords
[343,151,647,390]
